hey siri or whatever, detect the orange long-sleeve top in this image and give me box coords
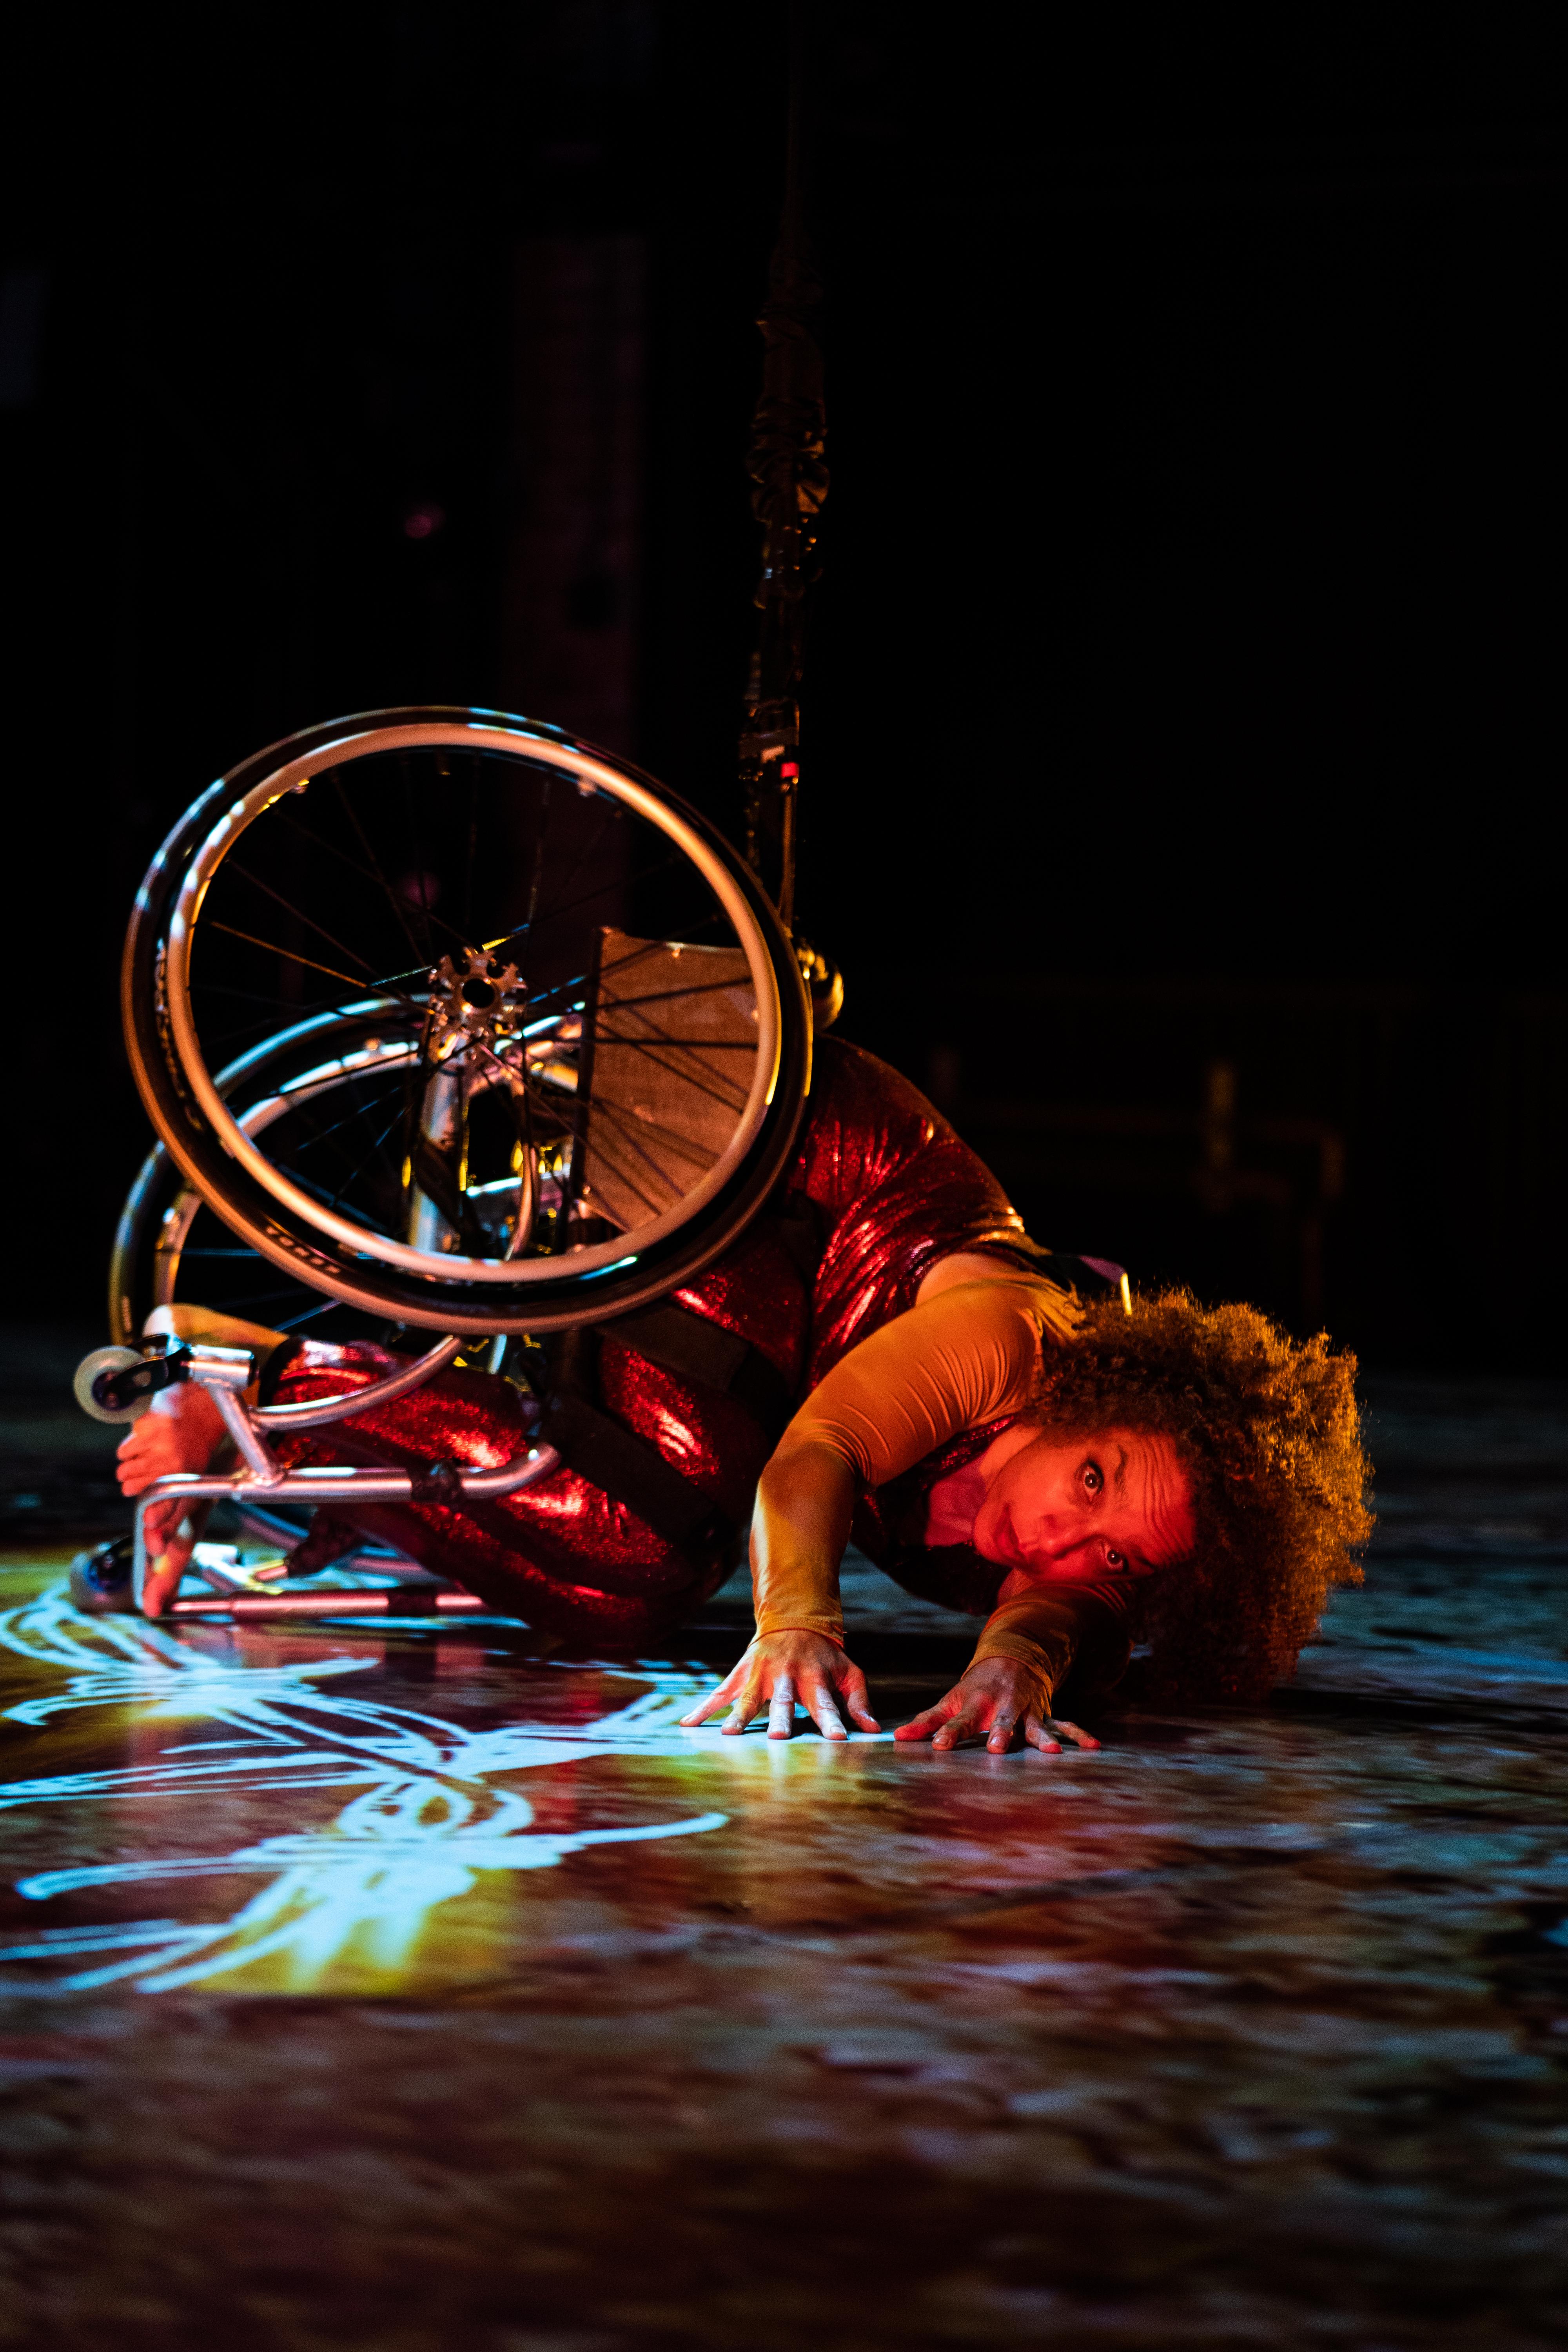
[751,1277,1137,1706]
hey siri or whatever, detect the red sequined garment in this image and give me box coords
[270,1039,1049,1642]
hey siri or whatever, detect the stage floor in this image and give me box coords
[1,1371,1566,2347]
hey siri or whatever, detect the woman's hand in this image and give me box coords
[115,1384,229,1617]
[894,1655,1100,1756]
[679,1630,881,1742]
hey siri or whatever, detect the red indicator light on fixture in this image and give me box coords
[781,762,799,779]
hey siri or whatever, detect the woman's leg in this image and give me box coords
[267,1342,723,1645]
[266,1212,814,1643]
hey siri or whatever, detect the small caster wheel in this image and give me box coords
[73,1347,154,1425]
[69,1536,136,1615]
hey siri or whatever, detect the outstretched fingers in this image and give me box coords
[678,1659,769,1733]
[898,1703,984,1751]
[676,1664,823,1739]
[800,1679,846,1739]
[1057,1716,1100,1750]
[1023,1713,1100,1755]
[894,1682,1104,1757]
[784,1664,881,1741]
[835,1661,880,1735]
[931,1702,989,1751]
[679,1636,884,1742]
[893,1690,964,1744]
[724,1668,768,1734]
[677,1672,745,1729]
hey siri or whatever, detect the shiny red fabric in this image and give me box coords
[270,1039,1045,1642]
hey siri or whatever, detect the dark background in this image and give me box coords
[2,2,1562,1363]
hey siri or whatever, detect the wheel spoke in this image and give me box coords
[572,1125,666,1220]
[287,1075,410,1160]
[398,752,437,962]
[587,1027,750,1115]
[491,848,689,961]
[584,1087,721,1174]
[180,1002,421,1063]
[274,1296,345,1332]
[205,922,390,1000]
[495,937,671,1030]
[333,775,424,963]
[512,968,592,1021]
[463,754,480,938]
[513,1083,577,1138]
[486,924,731,1035]
[270,1153,400,1234]
[279,809,475,956]
[226,860,387,984]
[458,1038,576,1137]
[523,773,553,934]
[198,926,433,1035]
[582,1029,758,1051]
[325,1103,410,1215]
[595,976,760,1015]
[528,796,612,941]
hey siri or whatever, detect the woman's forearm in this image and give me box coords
[748,1274,1080,1650]
[750,1442,860,1644]
[970,1579,1139,1712]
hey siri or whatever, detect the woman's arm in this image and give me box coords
[680,1274,1080,1738]
[895,1575,1136,1754]
[752,1275,1080,1637]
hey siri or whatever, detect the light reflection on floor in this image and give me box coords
[0,1574,794,1995]
[0,1372,1565,2346]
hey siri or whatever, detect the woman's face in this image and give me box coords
[970,1427,1195,1582]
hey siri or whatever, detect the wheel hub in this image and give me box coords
[425,949,524,1063]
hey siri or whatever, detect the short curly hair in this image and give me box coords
[1025,1290,1372,1704]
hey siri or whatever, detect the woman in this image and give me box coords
[115,1039,1372,1750]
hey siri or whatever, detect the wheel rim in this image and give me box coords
[122,708,811,1333]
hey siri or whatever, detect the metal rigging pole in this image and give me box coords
[739,5,842,1026]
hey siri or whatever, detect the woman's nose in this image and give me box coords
[1029,1515,1085,1561]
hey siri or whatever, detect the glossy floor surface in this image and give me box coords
[1,1369,1566,2347]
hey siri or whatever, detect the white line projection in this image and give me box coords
[0,1581,733,1995]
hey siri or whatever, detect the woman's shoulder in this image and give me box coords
[805,1035,949,1147]
[792,1035,1015,1244]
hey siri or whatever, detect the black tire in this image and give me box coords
[121,708,811,1335]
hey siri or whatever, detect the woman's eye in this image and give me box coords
[1105,1548,1125,1570]
[1082,1462,1103,1495]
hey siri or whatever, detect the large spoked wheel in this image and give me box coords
[123,709,812,1335]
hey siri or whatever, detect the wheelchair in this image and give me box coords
[74,706,815,1618]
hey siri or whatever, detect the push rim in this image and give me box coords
[122,708,811,1333]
